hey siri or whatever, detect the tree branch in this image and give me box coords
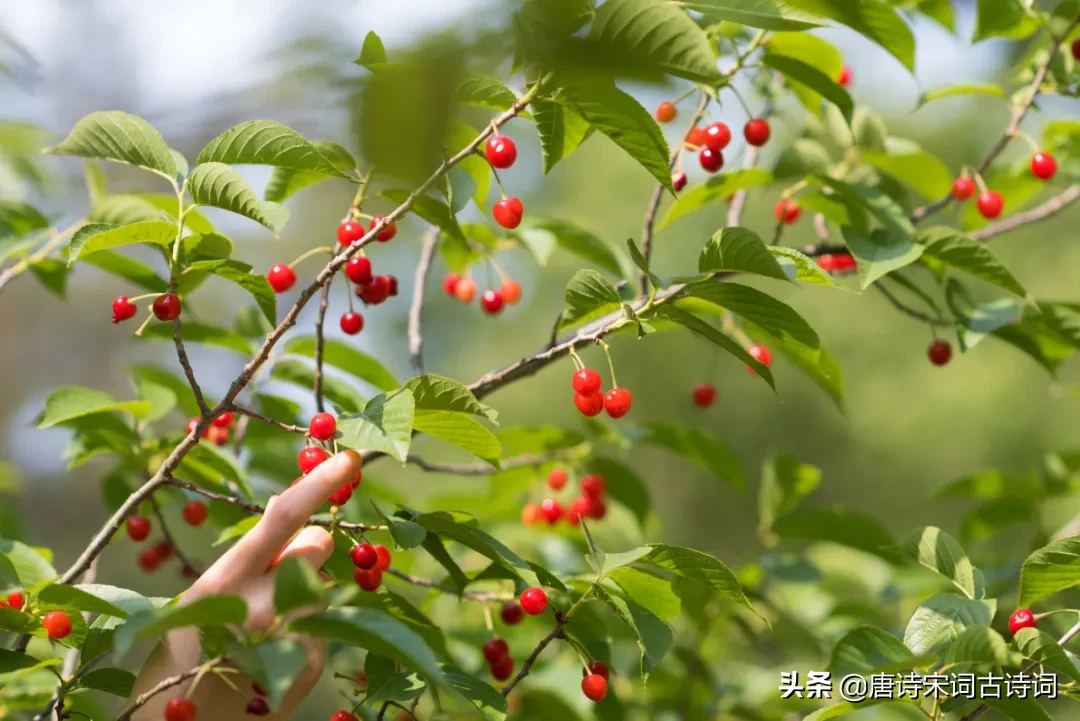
[114,657,226,721]
[172,316,210,417]
[385,567,511,603]
[408,229,439,376]
[313,272,335,413]
[874,283,955,327]
[970,184,1080,241]
[227,404,306,435]
[501,611,569,697]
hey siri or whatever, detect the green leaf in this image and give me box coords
[903,593,996,656]
[196,120,352,179]
[443,665,507,721]
[637,544,755,615]
[1012,627,1080,683]
[381,189,464,242]
[765,33,844,111]
[404,375,497,421]
[30,259,70,298]
[0,539,56,588]
[338,390,416,462]
[655,306,776,390]
[355,31,387,66]
[917,83,1008,107]
[917,227,1027,298]
[289,607,447,685]
[81,250,169,293]
[528,220,625,277]
[684,281,820,350]
[559,75,672,191]
[744,319,845,409]
[584,457,651,528]
[270,359,363,413]
[698,227,790,281]
[283,336,398,392]
[114,595,247,655]
[829,626,934,676]
[628,237,662,289]
[861,139,954,200]
[363,654,425,706]
[532,99,594,174]
[138,321,254,354]
[413,411,501,467]
[456,73,521,113]
[560,269,623,329]
[682,0,823,29]
[758,452,822,538]
[983,696,1053,721]
[274,556,326,616]
[38,387,150,429]
[842,227,923,289]
[640,422,745,489]
[973,0,1040,42]
[178,442,252,500]
[772,506,894,557]
[945,625,1013,667]
[588,0,722,83]
[44,111,177,184]
[370,502,428,550]
[414,511,543,588]
[265,140,357,203]
[36,584,128,618]
[1019,536,1080,607]
[187,162,288,235]
[786,0,915,71]
[659,168,774,229]
[594,584,673,680]
[893,527,977,599]
[0,649,53,675]
[128,369,182,426]
[235,639,308,713]
[767,247,838,288]
[762,53,853,122]
[77,668,137,697]
[0,607,42,636]
[183,259,277,324]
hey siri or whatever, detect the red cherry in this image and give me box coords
[186,417,209,438]
[126,516,151,541]
[566,497,590,526]
[443,273,461,297]
[500,601,524,626]
[152,293,182,321]
[111,296,138,323]
[581,674,608,702]
[774,199,801,224]
[358,275,391,305]
[337,220,365,245]
[493,198,524,229]
[686,126,708,149]
[818,254,838,272]
[835,253,856,271]
[573,392,603,417]
[580,473,605,498]
[481,289,505,315]
[586,661,610,680]
[212,412,233,428]
[0,599,7,608]
[547,467,568,490]
[266,264,296,293]
[374,544,392,571]
[572,368,602,396]
[747,344,773,374]
[485,135,518,169]
[351,543,378,570]
[521,503,540,526]
[603,388,632,418]
[309,412,337,441]
[483,638,510,663]
[182,500,208,527]
[137,547,163,572]
[208,425,229,447]
[246,698,270,716]
[298,446,328,474]
[500,279,522,305]
[165,697,198,721]
[928,339,952,366]
[351,469,363,490]
[1073,38,1080,61]
[837,65,853,88]
[1031,152,1057,181]
[951,177,976,201]
[540,498,563,525]
[42,611,72,640]
[490,655,515,681]
[455,277,477,303]
[7,591,24,611]
[743,118,771,147]
[353,567,382,592]
[976,191,1003,219]
[331,712,359,721]
[387,275,399,297]
[345,257,373,285]
[327,483,353,506]
[150,540,174,561]
[520,587,549,615]
[585,496,607,519]
[370,216,397,242]
[699,148,724,173]
[1008,608,1037,635]
[672,171,687,192]
[692,383,717,408]
[340,311,364,335]
[655,101,677,123]
[703,122,731,151]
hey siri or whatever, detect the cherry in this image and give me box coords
[686,126,707,148]
[483,638,510,663]
[455,277,477,303]
[572,368,602,396]
[485,135,518,169]
[208,425,229,447]
[126,515,151,541]
[672,171,687,192]
[581,674,608,702]
[699,148,723,173]
[655,101,677,123]
[370,216,396,242]
[548,467,568,490]
[266,264,296,294]
[186,417,209,438]
[387,275,399,297]
[834,254,856,271]
[493,198,524,229]
[353,567,382,592]
[152,293,182,321]
[151,540,174,561]
[331,712,359,721]
[1031,152,1057,181]
[838,65,853,88]
[927,339,952,366]
[580,473,605,498]
[1008,608,1037,635]
[43,610,72,640]
[818,254,839,272]
[743,118,771,147]
[574,392,604,417]
[137,547,163,572]
[951,177,975,201]
[1073,38,1080,61]
[374,544,392,571]
[298,446,328,474]
[519,587,549,615]
[338,220,365,245]
[165,697,198,721]
[351,543,379,570]
[327,483,353,506]
[521,503,540,526]
[603,388,632,418]
[703,122,732,151]
[692,383,717,408]
[351,469,363,490]
[212,412,233,428]
[500,600,524,626]
[0,599,6,609]
[246,698,270,716]
[748,344,773,370]
[481,289,505,315]
[340,311,364,335]
[111,296,138,323]
[500,279,521,305]
[182,500,208,527]
[7,591,24,611]
[774,199,801,224]
[443,273,461,297]
[490,654,515,681]
[585,496,607,519]
[345,257,373,285]
[586,661,611,680]
[540,498,563,525]
[976,191,1003,219]
[358,275,391,305]
[566,497,590,526]
[309,412,337,441]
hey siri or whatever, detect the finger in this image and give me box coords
[278,526,335,571]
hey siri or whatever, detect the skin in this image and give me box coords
[128,451,364,720]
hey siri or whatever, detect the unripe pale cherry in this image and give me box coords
[338,220,364,245]
[340,312,364,335]
[126,515,151,541]
[976,191,1003,219]
[493,197,524,229]
[298,446,328,474]
[655,101,677,123]
[574,392,604,417]
[692,383,717,408]
[481,289,504,315]
[1008,608,1037,634]
[43,610,72,639]
[370,216,396,242]
[699,147,723,173]
[672,171,688,192]
[152,293,182,321]
[1030,152,1057,181]
[582,674,608,702]
[521,503,540,526]
[500,279,521,304]
[309,412,337,441]
[686,126,707,149]
[267,264,296,293]
[165,697,198,721]
[485,135,517,169]
[774,199,801,224]
[345,256,373,285]
[182,500,208,526]
[520,587,549,615]
[743,118,770,147]
[951,177,976,201]
[455,277,477,303]
[111,296,138,323]
[703,121,731,151]
[928,339,952,366]
[603,387,632,418]
[573,368,602,396]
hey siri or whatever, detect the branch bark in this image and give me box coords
[408,229,439,376]
[114,657,226,721]
[313,272,335,413]
[970,184,1080,241]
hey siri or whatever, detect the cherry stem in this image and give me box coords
[488,254,509,282]
[289,246,334,270]
[973,172,989,194]
[349,169,374,218]
[597,339,618,388]
[132,312,155,338]
[1034,609,1080,621]
[489,163,508,199]
[483,605,496,635]
[126,293,157,303]
[672,86,697,106]
[568,347,585,371]
[1012,129,1041,154]
[727,83,755,118]
[344,276,356,313]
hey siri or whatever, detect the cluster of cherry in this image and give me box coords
[571,368,632,419]
[184,410,235,447]
[0,589,72,641]
[522,469,608,526]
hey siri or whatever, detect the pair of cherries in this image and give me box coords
[572,368,632,419]
[485,134,526,230]
[111,293,181,324]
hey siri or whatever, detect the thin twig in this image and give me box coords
[385,568,511,602]
[726,78,780,228]
[173,316,210,416]
[408,229,439,376]
[874,283,955,327]
[502,612,569,697]
[970,184,1080,241]
[227,404,306,435]
[114,657,226,721]
[404,450,573,475]
[149,496,202,576]
[313,273,335,413]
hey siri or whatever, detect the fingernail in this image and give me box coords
[336,449,362,470]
